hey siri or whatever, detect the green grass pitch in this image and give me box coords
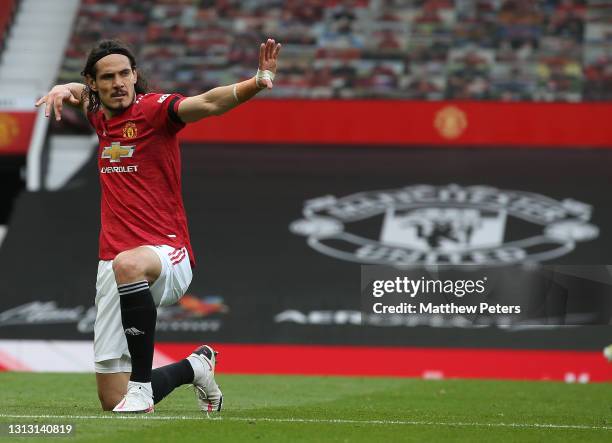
[0,372,610,442]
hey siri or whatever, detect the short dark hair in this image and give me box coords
[81,40,148,113]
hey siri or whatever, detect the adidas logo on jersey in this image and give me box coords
[124,327,145,336]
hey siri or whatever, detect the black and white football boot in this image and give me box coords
[188,345,223,414]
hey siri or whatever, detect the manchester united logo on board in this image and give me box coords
[0,114,19,148]
[290,184,599,267]
[123,121,137,139]
[434,106,467,139]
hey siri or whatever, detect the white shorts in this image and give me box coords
[94,245,193,373]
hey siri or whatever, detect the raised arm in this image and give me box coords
[177,38,281,123]
[35,82,88,121]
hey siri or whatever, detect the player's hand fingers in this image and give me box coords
[259,43,265,68]
[264,78,273,89]
[44,97,53,118]
[35,95,47,107]
[53,97,63,121]
[266,39,274,60]
[273,43,281,59]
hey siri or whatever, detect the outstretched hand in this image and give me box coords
[35,85,81,121]
[258,38,281,89]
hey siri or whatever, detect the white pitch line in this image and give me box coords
[0,414,610,431]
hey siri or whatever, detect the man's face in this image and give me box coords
[89,54,137,115]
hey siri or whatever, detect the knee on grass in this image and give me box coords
[98,391,123,411]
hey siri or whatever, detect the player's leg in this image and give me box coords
[146,245,222,411]
[98,245,222,412]
[110,246,161,412]
[93,260,135,411]
[95,372,130,411]
[94,357,208,410]
[94,354,214,412]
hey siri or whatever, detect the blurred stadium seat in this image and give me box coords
[56,0,611,101]
[0,0,17,51]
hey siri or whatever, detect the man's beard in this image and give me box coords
[104,95,131,115]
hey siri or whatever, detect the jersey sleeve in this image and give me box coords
[139,93,186,135]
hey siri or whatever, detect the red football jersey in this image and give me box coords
[87,92,195,267]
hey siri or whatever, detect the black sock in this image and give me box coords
[118,281,157,383]
[151,359,195,404]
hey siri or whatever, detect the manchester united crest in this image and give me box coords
[0,114,19,148]
[122,121,137,139]
[290,184,600,267]
[434,106,467,139]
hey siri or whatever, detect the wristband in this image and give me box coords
[255,69,275,88]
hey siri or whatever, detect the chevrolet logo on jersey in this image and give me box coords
[102,142,135,163]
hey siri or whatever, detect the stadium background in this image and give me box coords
[0,0,611,382]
